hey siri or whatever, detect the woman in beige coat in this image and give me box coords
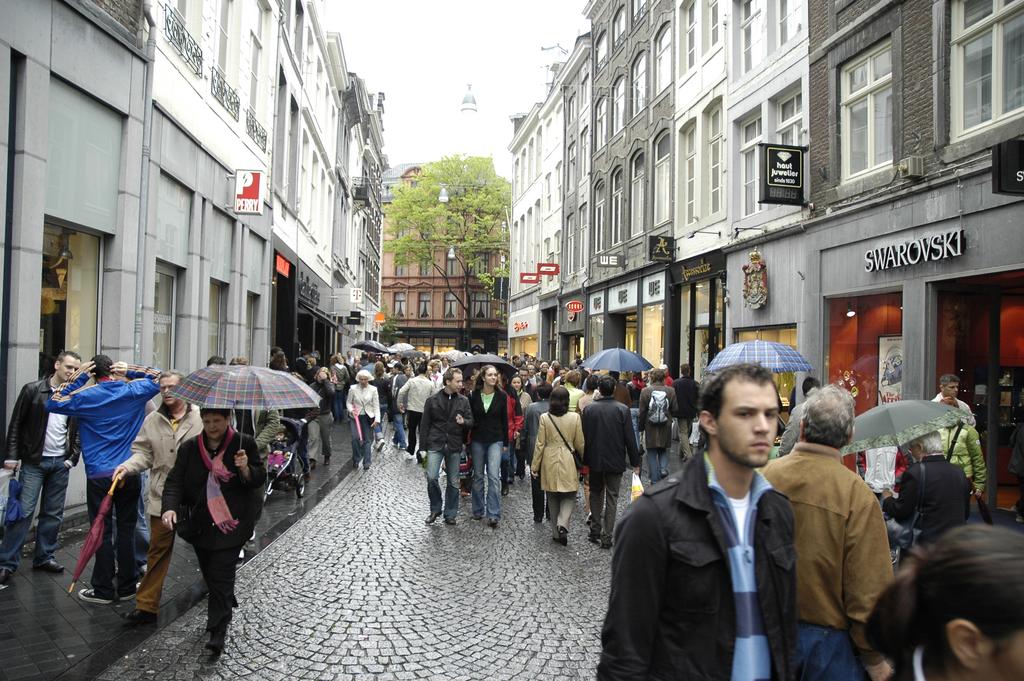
[532,386,585,545]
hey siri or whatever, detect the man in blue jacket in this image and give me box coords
[47,355,161,604]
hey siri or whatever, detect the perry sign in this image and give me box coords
[519,262,560,284]
[234,170,265,215]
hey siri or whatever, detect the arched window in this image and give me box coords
[611,169,623,244]
[613,8,627,48]
[612,78,626,134]
[654,133,671,224]
[632,53,647,113]
[654,25,672,93]
[594,183,606,252]
[596,32,608,65]
[596,99,608,147]
[630,154,645,236]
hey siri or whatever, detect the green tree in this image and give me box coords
[384,156,511,348]
[377,306,400,346]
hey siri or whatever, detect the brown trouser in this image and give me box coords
[135,515,176,614]
[588,471,623,543]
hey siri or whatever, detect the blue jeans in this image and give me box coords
[646,447,668,484]
[351,414,373,469]
[332,390,346,422]
[0,457,70,571]
[391,412,408,449]
[86,474,142,599]
[425,449,461,519]
[796,622,865,681]
[471,440,503,520]
[500,445,513,484]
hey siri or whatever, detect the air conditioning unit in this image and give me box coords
[897,156,925,179]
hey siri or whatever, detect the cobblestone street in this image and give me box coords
[98,444,622,680]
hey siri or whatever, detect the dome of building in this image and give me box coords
[461,84,477,113]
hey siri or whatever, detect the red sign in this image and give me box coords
[519,272,540,284]
[565,300,584,313]
[537,262,560,275]
[234,170,264,215]
[513,321,529,332]
[275,253,291,278]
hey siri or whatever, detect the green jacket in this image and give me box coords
[939,425,986,493]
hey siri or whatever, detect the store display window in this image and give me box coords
[39,226,100,376]
[826,293,903,415]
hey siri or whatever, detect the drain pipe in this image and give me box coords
[133,0,157,363]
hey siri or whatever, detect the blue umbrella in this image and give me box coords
[582,348,654,373]
[706,340,813,373]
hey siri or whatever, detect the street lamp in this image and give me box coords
[438,187,449,203]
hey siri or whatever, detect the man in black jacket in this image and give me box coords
[599,363,797,681]
[420,369,473,526]
[882,430,970,546]
[582,375,640,549]
[675,363,699,460]
[0,351,82,583]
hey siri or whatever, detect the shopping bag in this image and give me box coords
[689,421,701,446]
[630,472,644,503]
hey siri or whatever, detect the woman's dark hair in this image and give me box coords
[200,408,232,419]
[475,364,498,391]
[536,383,553,400]
[269,353,289,372]
[584,374,599,392]
[548,386,570,416]
[867,525,1024,676]
[698,363,774,418]
[415,361,428,375]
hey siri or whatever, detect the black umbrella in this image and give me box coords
[451,353,517,382]
[351,339,389,353]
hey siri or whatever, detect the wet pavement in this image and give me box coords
[0,422,359,681]
[92,437,632,680]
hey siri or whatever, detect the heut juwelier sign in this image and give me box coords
[864,229,965,273]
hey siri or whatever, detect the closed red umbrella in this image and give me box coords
[67,475,121,594]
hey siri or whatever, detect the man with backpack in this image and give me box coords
[638,368,679,484]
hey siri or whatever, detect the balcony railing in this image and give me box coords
[352,176,377,207]
[163,4,202,76]
[246,108,267,151]
[211,67,240,120]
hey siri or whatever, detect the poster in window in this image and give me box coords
[877,335,903,405]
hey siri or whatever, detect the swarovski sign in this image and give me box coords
[864,229,964,273]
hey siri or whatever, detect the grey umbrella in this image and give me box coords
[839,400,970,454]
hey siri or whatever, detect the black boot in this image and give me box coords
[205,623,227,656]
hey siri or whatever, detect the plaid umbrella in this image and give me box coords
[170,365,321,410]
[839,400,968,454]
[706,340,814,373]
[67,476,120,594]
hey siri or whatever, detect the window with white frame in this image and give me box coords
[613,8,627,48]
[613,78,626,133]
[740,0,764,74]
[596,99,608,147]
[777,91,803,144]
[393,292,406,317]
[249,12,265,112]
[953,0,1024,135]
[514,158,521,196]
[707,105,723,215]
[555,161,562,201]
[528,139,535,181]
[778,0,801,46]
[655,25,672,93]
[740,116,762,216]
[568,142,577,187]
[633,0,648,18]
[566,213,576,271]
[842,42,893,178]
[595,184,606,251]
[683,125,697,223]
[472,292,490,319]
[632,54,648,113]
[654,133,671,224]
[611,169,624,244]
[579,202,589,270]
[684,1,697,71]
[581,76,590,115]
[536,130,543,177]
[567,95,576,122]
[597,32,608,65]
[546,173,553,210]
[630,153,645,236]
[419,292,431,318]
[581,128,590,173]
[444,293,457,318]
[705,0,720,51]
[395,260,407,276]
[216,0,233,74]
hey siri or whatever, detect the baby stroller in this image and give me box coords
[265,418,306,499]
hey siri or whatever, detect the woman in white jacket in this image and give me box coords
[346,370,379,470]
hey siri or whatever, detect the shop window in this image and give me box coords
[736,326,798,410]
[589,313,605,356]
[642,304,665,367]
[153,268,177,370]
[827,292,903,415]
[39,227,100,376]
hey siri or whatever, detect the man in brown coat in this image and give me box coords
[638,368,679,484]
[762,384,893,681]
[114,371,203,626]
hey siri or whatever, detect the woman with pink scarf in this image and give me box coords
[161,408,266,656]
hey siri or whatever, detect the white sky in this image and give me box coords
[325,1,590,180]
